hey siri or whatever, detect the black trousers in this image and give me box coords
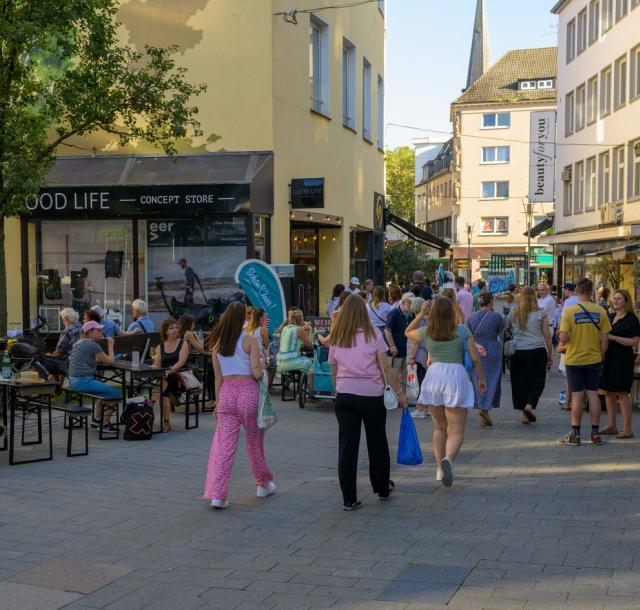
[416,363,426,388]
[335,393,390,505]
[510,348,547,411]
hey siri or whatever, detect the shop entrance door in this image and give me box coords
[290,225,319,316]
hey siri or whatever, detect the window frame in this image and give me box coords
[574,160,585,214]
[482,112,510,129]
[600,65,613,117]
[577,8,588,54]
[586,156,597,211]
[563,166,573,216]
[362,57,372,142]
[309,15,330,117]
[614,53,628,110]
[481,146,510,164]
[589,0,601,45]
[538,79,555,89]
[575,83,586,131]
[587,75,599,124]
[341,38,356,131]
[481,181,509,200]
[566,18,577,63]
[480,217,509,235]
[630,43,640,102]
[616,0,629,21]
[629,139,640,200]
[598,150,611,207]
[602,0,614,30]
[376,74,384,150]
[613,145,625,202]
[565,91,575,136]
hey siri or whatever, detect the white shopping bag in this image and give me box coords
[406,364,420,400]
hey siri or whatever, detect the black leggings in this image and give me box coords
[510,348,547,411]
[334,393,390,505]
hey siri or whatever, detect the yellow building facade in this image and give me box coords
[7,0,385,329]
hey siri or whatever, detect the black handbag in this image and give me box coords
[121,399,154,441]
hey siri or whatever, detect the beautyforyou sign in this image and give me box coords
[528,111,556,203]
[235,260,286,335]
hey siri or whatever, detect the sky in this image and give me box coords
[385,0,559,149]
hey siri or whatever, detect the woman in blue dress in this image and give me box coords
[466,292,504,427]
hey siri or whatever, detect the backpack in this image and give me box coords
[120,399,154,441]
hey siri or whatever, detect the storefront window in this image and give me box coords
[145,216,248,326]
[290,226,318,315]
[36,220,134,332]
[253,216,270,262]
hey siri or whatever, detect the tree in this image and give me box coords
[384,240,439,288]
[0,0,206,333]
[385,146,415,223]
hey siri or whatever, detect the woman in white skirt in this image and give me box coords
[406,298,486,487]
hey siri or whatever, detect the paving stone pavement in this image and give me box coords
[1,367,640,609]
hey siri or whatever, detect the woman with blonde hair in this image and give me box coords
[328,294,407,510]
[204,302,274,509]
[507,286,552,424]
[276,308,314,391]
[600,289,640,438]
[367,285,391,334]
[442,288,465,325]
[406,298,486,487]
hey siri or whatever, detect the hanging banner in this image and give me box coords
[235,260,286,335]
[528,111,556,203]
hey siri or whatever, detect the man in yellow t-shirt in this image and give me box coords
[558,277,611,446]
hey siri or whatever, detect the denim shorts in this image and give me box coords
[69,377,121,399]
[565,363,602,393]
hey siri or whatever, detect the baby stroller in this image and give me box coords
[298,336,336,409]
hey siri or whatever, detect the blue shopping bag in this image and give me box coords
[397,408,424,466]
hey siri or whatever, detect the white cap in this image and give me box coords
[349,277,360,286]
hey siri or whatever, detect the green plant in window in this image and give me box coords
[0,0,206,333]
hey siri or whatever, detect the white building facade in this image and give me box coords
[548,0,640,287]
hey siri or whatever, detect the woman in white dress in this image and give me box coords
[405,297,486,488]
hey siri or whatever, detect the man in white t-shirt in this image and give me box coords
[537,283,556,326]
[344,277,361,295]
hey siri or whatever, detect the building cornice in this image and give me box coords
[551,0,572,15]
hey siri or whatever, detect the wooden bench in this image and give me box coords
[62,389,121,440]
[50,402,92,457]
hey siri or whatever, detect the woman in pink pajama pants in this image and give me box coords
[204,302,275,509]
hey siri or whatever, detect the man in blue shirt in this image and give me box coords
[88,306,122,337]
[384,292,415,389]
[126,299,154,334]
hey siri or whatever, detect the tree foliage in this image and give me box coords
[385,146,415,223]
[0,0,206,333]
[384,240,439,288]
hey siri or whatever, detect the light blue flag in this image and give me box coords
[235,260,287,335]
[437,263,445,288]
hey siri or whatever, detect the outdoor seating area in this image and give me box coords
[0,332,213,466]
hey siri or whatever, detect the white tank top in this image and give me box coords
[216,333,252,376]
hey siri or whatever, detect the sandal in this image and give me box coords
[479,411,493,427]
[524,408,537,423]
[162,418,172,432]
[600,426,618,435]
[379,480,395,501]
[615,431,634,439]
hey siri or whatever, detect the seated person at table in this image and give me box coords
[276,308,313,389]
[87,305,123,338]
[126,299,154,335]
[68,321,120,432]
[41,308,83,380]
[178,314,205,353]
[153,317,190,432]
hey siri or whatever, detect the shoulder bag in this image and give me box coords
[377,352,398,410]
[178,369,202,391]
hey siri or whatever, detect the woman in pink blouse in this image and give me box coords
[328,294,407,511]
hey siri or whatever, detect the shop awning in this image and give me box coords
[585,241,640,258]
[523,217,553,238]
[385,210,450,251]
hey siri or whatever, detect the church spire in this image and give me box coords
[466,0,490,89]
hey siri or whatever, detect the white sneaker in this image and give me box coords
[436,467,443,481]
[257,481,277,498]
[410,409,427,419]
[210,499,229,509]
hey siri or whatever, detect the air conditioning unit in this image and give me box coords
[561,168,572,182]
[600,203,615,224]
